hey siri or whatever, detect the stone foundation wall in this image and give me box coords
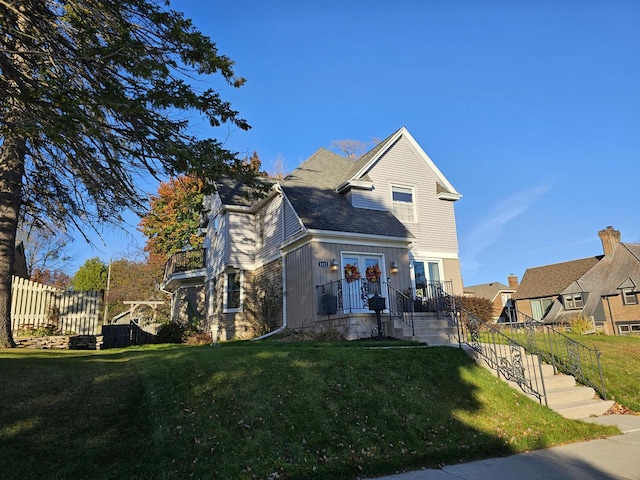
[15,335,104,350]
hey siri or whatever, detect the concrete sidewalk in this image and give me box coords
[370,415,640,480]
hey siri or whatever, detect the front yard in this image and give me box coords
[0,341,623,479]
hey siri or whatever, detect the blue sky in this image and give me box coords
[73,0,639,287]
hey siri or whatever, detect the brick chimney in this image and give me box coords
[598,226,621,257]
[507,274,518,289]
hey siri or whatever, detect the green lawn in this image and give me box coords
[569,335,640,412]
[0,342,620,480]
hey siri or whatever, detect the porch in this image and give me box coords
[315,279,457,342]
[161,249,206,290]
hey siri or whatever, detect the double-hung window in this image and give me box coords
[622,288,638,305]
[224,271,242,312]
[391,185,416,223]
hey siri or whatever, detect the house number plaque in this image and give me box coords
[318,261,329,268]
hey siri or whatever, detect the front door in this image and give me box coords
[342,254,384,311]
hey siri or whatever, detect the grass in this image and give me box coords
[567,335,640,412]
[0,342,619,480]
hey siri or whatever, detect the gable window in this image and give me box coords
[391,185,416,223]
[224,271,242,312]
[622,288,638,305]
[563,293,584,310]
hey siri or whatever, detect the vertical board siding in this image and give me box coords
[285,244,316,328]
[11,276,102,335]
[285,241,412,329]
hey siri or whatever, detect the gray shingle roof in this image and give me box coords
[280,147,413,238]
[465,282,514,301]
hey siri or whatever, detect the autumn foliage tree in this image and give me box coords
[139,175,205,257]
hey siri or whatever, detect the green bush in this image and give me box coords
[155,322,185,344]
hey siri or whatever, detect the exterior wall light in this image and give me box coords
[390,262,399,273]
[330,259,339,271]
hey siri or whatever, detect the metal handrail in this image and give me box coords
[498,308,607,399]
[439,293,607,401]
[453,306,547,403]
[384,283,414,336]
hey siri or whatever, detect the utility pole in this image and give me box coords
[103,259,112,324]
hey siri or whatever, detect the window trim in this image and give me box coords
[391,184,417,223]
[622,288,638,305]
[223,270,243,313]
[563,293,584,310]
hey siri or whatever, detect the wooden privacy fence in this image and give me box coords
[11,276,102,335]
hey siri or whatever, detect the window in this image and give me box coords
[224,271,242,312]
[531,297,553,321]
[501,293,512,307]
[391,185,416,223]
[622,288,638,305]
[413,261,441,297]
[563,293,584,310]
[619,324,640,335]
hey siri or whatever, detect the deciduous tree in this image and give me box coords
[0,0,261,346]
[139,175,205,257]
[72,257,108,292]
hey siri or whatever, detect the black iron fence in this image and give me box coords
[495,309,607,399]
[451,302,607,401]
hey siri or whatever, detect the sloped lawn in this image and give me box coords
[0,342,617,479]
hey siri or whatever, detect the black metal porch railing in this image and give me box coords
[315,280,455,337]
[163,249,205,282]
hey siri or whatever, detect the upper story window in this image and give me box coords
[622,288,638,305]
[391,185,416,223]
[563,293,584,310]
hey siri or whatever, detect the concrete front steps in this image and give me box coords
[383,312,458,345]
[465,344,614,420]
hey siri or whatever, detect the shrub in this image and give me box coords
[455,296,494,323]
[569,315,594,335]
[155,322,185,344]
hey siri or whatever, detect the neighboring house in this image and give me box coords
[161,127,464,340]
[464,274,518,322]
[513,227,640,335]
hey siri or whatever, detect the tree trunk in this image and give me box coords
[0,135,26,348]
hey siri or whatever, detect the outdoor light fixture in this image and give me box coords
[330,259,339,271]
[390,262,399,273]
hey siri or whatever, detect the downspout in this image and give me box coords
[253,254,287,341]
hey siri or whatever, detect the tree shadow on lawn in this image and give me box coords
[0,344,616,480]
[0,348,162,479]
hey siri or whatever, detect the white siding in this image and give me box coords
[227,211,255,269]
[283,194,303,239]
[360,135,459,254]
[256,194,284,262]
